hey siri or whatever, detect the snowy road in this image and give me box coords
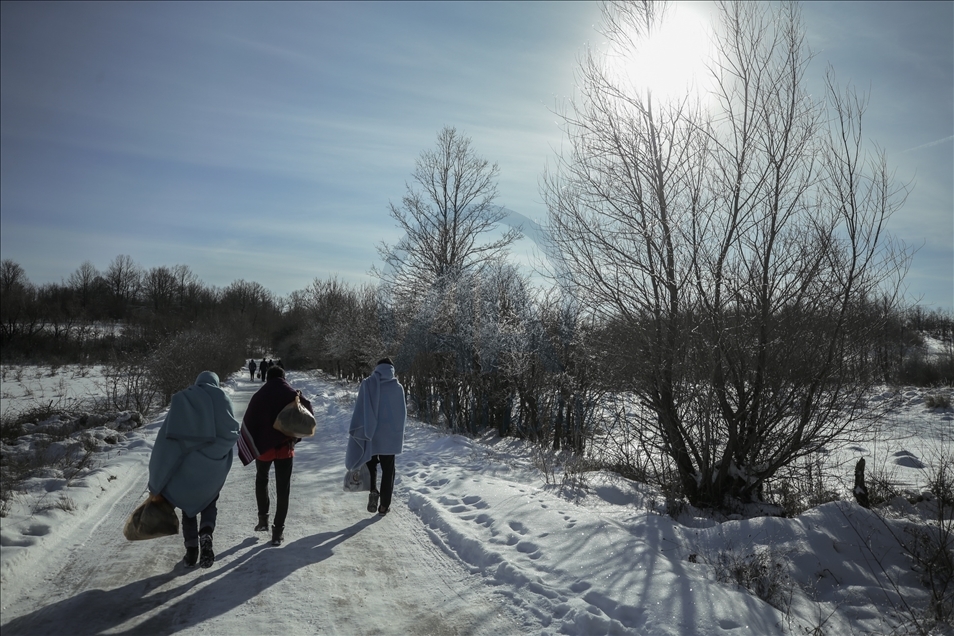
[3,369,949,635]
[1,375,520,635]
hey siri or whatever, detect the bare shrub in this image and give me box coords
[51,496,77,512]
[765,453,843,516]
[867,457,907,508]
[907,451,954,626]
[560,452,593,497]
[531,444,558,486]
[925,393,952,410]
[149,328,245,404]
[100,353,159,414]
[595,399,654,483]
[713,544,794,611]
[531,443,593,498]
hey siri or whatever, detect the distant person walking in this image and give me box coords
[238,366,314,546]
[248,359,257,381]
[259,358,267,381]
[346,357,406,516]
[148,371,240,568]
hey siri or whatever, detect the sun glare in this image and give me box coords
[608,2,715,102]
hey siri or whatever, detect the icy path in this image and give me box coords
[1,375,520,635]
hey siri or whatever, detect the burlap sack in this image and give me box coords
[273,393,316,438]
[123,496,180,541]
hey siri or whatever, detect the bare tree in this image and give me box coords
[104,255,142,317]
[374,126,521,303]
[143,266,177,314]
[543,0,910,507]
[66,260,100,311]
[170,264,199,311]
[0,260,44,345]
[0,259,28,296]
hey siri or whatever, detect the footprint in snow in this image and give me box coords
[23,523,51,537]
[474,513,494,528]
[516,541,542,559]
[0,534,35,547]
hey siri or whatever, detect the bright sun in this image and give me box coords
[607,2,714,102]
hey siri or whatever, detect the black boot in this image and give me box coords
[199,532,214,568]
[183,546,199,567]
[255,514,269,532]
[271,524,284,547]
[367,491,380,513]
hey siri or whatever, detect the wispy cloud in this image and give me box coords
[901,136,954,154]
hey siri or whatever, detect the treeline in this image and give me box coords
[3,252,950,417]
[0,256,276,407]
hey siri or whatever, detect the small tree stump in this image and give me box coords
[853,457,870,508]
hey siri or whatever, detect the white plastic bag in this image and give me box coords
[343,464,371,492]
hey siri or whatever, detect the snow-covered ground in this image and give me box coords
[0,364,107,419]
[1,368,952,635]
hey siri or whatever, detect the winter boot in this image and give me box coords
[378,505,389,516]
[199,532,214,568]
[271,524,284,547]
[183,546,199,568]
[255,514,269,532]
[367,490,380,513]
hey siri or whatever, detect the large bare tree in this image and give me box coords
[375,126,520,304]
[543,0,910,507]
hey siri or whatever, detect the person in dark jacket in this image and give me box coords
[238,365,313,546]
[259,358,267,381]
[248,359,257,381]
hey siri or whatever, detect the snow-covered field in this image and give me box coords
[1,367,952,635]
[0,364,107,419]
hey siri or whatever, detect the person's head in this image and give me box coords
[266,365,285,380]
[195,370,220,387]
[376,357,393,366]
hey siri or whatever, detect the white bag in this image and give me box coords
[343,464,371,492]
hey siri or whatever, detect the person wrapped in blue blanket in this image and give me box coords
[346,357,406,516]
[148,371,240,568]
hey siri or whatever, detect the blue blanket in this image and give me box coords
[148,371,240,517]
[345,363,406,470]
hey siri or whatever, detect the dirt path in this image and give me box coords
[1,375,518,635]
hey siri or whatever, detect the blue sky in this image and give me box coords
[1,1,951,309]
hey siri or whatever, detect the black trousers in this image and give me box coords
[366,454,396,510]
[181,495,218,547]
[255,457,293,528]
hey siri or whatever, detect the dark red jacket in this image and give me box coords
[238,378,313,465]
